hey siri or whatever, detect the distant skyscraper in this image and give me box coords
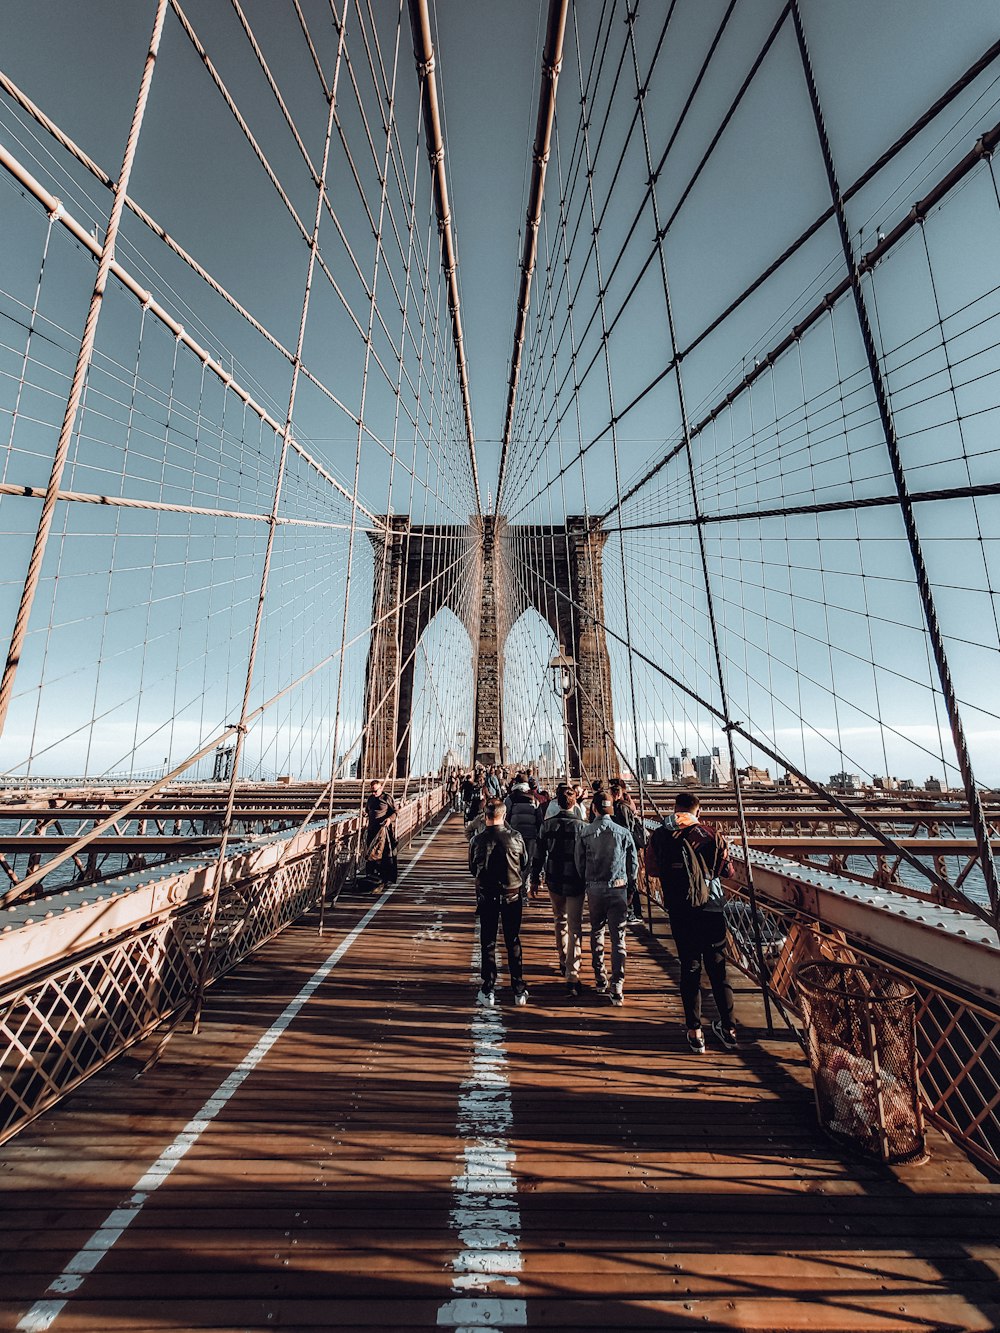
[654,741,671,781]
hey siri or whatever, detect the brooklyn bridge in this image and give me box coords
[2,2,1000,1329]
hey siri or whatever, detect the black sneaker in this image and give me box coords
[686,1029,706,1054]
[594,976,609,994]
[566,981,582,999]
[711,1019,738,1050]
[609,988,624,1007]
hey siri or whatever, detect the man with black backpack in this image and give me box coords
[645,792,737,1053]
[530,787,586,997]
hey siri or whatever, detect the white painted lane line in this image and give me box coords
[437,942,526,1331]
[16,815,449,1333]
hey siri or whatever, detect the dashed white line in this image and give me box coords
[438,943,525,1330]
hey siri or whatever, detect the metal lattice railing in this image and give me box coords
[719,886,1000,1172]
[0,788,445,1144]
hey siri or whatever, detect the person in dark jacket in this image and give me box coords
[464,778,485,824]
[609,778,646,924]
[469,799,529,1007]
[645,791,737,1053]
[530,787,586,997]
[504,780,540,891]
[363,780,397,892]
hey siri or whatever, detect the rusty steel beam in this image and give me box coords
[406,0,480,510]
[734,859,1000,1003]
[495,0,569,513]
[0,837,224,851]
[741,837,999,855]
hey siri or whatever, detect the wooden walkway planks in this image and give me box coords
[1,812,999,1332]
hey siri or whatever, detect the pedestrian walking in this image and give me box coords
[574,791,638,1005]
[609,778,647,923]
[363,779,397,892]
[645,792,737,1053]
[530,787,587,997]
[543,781,586,822]
[469,799,529,1007]
[505,776,541,893]
[586,778,606,821]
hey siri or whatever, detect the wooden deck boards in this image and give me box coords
[2,813,999,1332]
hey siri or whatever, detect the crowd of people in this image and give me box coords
[456,766,739,1054]
[363,767,738,1053]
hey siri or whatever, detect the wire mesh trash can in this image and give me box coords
[795,960,927,1164]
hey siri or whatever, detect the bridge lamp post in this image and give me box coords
[549,650,576,780]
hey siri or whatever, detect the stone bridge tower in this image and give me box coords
[360,515,615,779]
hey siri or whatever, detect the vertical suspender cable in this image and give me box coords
[789,0,1000,932]
[191,2,350,1032]
[624,9,776,1030]
[0,0,169,741]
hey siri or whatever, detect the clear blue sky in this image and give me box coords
[0,1,998,790]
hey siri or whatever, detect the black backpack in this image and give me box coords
[653,822,727,909]
[613,798,647,849]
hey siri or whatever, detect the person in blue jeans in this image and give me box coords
[574,791,638,1006]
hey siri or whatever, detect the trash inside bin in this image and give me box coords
[795,960,927,1164]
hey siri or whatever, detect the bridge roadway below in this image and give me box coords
[2,814,999,1332]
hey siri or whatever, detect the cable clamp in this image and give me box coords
[48,198,65,222]
[416,54,436,78]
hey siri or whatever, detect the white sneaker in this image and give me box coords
[477,988,495,1007]
[513,988,528,1007]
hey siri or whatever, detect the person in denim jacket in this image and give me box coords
[574,791,638,1005]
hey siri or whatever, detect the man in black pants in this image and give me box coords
[646,792,737,1053]
[363,779,397,893]
[469,799,529,1007]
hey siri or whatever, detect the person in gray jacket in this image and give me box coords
[574,791,639,1005]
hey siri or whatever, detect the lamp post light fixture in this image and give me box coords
[548,649,576,699]
[549,649,575,781]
